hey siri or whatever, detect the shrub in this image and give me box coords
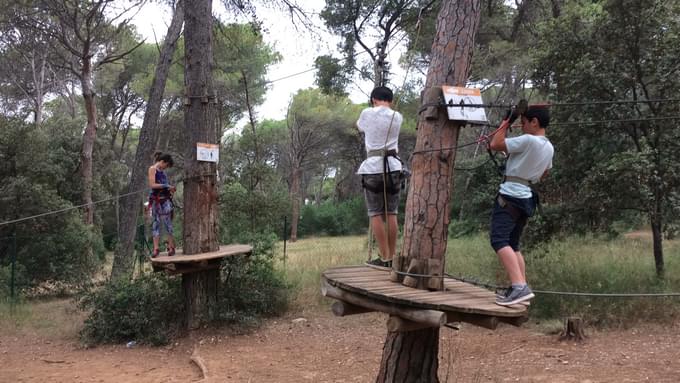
[78,274,182,346]
[216,232,289,324]
[297,197,368,237]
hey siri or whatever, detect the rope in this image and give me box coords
[0,173,215,228]
[365,7,426,263]
[389,269,680,298]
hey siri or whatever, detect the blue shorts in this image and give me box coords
[151,199,174,237]
[490,194,536,252]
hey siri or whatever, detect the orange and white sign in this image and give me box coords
[441,86,488,124]
[196,143,219,163]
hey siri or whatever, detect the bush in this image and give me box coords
[78,274,182,346]
[216,232,289,324]
[297,198,368,237]
[0,263,28,299]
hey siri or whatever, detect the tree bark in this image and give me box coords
[289,167,301,242]
[182,0,219,256]
[111,0,184,280]
[377,328,440,383]
[80,56,97,227]
[181,0,219,330]
[377,1,481,382]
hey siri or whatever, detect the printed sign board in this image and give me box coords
[441,86,488,124]
[196,143,219,163]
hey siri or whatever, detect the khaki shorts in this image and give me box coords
[362,172,401,217]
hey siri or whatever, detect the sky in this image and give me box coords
[131,0,411,122]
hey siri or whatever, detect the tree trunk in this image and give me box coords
[183,268,218,330]
[80,57,97,227]
[377,328,440,383]
[182,0,218,256]
[651,213,664,277]
[378,1,481,382]
[111,0,184,280]
[182,0,219,330]
[290,167,301,242]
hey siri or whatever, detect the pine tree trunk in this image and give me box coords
[378,1,481,381]
[290,167,301,242]
[376,328,440,383]
[80,58,97,227]
[111,0,184,280]
[181,0,218,329]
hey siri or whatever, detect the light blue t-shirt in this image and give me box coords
[499,134,554,199]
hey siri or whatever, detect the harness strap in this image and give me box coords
[367,149,398,157]
[502,175,533,186]
[497,194,523,221]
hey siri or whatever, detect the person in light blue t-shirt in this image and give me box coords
[488,105,554,306]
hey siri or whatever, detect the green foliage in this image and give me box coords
[219,181,290,242]
[297,198,368,237]
[78,274,182,346]
[216,232,289,324]
[0,117,103,283]
[0,262,28,299]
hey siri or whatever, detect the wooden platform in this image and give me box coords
[150,244,253,274]
[322,265,527,330]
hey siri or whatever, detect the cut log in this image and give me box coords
[387,315,436,332]
[322,279,446,328]
[559,316,587,342]
[331,301,374,317]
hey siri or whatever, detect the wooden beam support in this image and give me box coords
[331,301,374,317]
[322,279,446,328]
[386,315,436,332]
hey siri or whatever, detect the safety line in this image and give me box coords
[0,173,214,227]
[388,269,680,298]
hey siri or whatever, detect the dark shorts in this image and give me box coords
[362,172,401,217]
[490,194,536,252]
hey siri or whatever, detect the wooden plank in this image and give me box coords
[151,244,252,264]
[324,267,526,318]
[322,279,447,328]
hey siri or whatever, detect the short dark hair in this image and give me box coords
[154,151,174,167]
[370,86,394,103]
[523,105,550,128]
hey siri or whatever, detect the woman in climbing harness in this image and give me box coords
[148,151,176,257]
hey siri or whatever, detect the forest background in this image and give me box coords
[1,0,680,344]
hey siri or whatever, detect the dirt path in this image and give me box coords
[2,307,679,383]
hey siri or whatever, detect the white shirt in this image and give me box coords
[499,134,554,199]
[356,106,403,174]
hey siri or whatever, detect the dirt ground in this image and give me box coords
[2,303,680,383]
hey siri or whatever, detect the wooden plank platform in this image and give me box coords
[322,265,527,328]
[150,244,253,264]
[150,244,252,275]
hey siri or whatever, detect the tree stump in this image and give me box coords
[559,316,587,342]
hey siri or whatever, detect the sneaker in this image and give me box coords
[365,258,392,270]
[151,248,160,258]
[495,285,535,306]
[496,287,530,306]
[167,247,175,257]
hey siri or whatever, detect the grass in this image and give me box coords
[278,232,680,326]
[3,231,680,334]
[0,298,85,339]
